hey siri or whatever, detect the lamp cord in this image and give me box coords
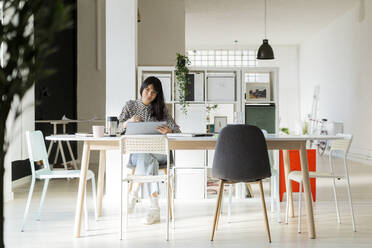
[264,0,267,39]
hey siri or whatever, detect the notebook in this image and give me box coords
[125,121,167,135]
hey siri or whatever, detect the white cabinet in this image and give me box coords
[175,71,204,102]
[175,169,205,199]
[174,104,205,168]
[137,66,279,199]
[206,72,236,101]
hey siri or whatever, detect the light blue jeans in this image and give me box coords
[130,153,167,196]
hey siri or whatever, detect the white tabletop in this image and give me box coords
[36,119,104,124]
[167,134,343,141]
[46,134,123,141]
[46,134,343,142]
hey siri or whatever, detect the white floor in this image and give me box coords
[5,156,372,248]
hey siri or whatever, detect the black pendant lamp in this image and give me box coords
[257,0,274,60]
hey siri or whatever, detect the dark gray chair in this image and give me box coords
[211,124,272,242]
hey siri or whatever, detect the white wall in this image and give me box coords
[138,0,185,66]
[299,1,372,163]
[105,0,137,205]
[257,46,300,133]
[5,87,34,202]
[186,45,301,132]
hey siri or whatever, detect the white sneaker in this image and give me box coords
[143,207,160,225]
[127,193,138,214]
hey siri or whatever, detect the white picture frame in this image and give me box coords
[214,116,228,133]
[246,82,270,102]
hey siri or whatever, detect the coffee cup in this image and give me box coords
[92,125,105,137]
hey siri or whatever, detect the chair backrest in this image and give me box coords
[212,125,272,183]
[121,135,169,156]
[25,131,51,174]
[330,133,353,155]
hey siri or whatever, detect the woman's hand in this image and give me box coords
[123,115,142,128]
[157,125,172,134]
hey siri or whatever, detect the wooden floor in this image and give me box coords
[5,156,372,248]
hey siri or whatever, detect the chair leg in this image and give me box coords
[285,179,290,224]
[53,143,60,165]
[246,183,254,197]
[171,170,176,229]
[128,168,135,192]
[298,182,302,233]
[228,184,233,221]
[84,189,89,230]
[168,178,173,220]
[36,179,49,221]
[166,179,170,241]
[344,158,356,232]
[120,180,123,241]
[259,180,272,243]
[126,182,129,229]
[211,180,224,241]
[216,192,223,230]
[329,154,341,224]
[164,168,173,220]
[271,177,275,213]
[91,176,98,220]
[275,173,282,223]
[21,178,36,232]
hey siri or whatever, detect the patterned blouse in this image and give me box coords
[118,99,181,133]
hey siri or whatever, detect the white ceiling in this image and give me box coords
[186,0,359,48]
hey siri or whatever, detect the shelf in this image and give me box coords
[245,101,275,105]
[173,101,206,104]
[205,101,237,104]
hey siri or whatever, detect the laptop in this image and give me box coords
[125,121,167,135]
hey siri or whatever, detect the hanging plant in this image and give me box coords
[175,53,190,114]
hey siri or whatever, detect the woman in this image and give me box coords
[119,76,181,225]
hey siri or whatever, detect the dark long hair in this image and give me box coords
[140,76,165,121]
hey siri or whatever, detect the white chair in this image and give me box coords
[120,135,172,241]
[285,134,356,232]
[126,153,175,220]
[21,130,97,232]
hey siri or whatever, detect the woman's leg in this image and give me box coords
[131,153,163,197]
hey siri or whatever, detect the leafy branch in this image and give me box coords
[0,1,73,246]
[175,53,190,114]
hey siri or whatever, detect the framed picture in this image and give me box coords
[214,116,228,133]
[246,83,270,102]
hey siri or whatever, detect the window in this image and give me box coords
[187,50,257,67]
[245,73,270,83]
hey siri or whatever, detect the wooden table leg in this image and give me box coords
[299,142,316,239]
[283,150,294,217]
[58,141,68,170]
[66,140,78,170]
[74,141,91,238]
[97,150,106,217]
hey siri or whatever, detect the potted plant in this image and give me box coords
[0,1,72,246]
[206,104,218,133]
[175,53,190,114]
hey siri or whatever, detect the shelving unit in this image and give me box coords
[137,66,279,199]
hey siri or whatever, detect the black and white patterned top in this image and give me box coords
[118,99,181,133]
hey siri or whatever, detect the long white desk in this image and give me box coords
[46,134,342,239]
[36,119,104,170]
